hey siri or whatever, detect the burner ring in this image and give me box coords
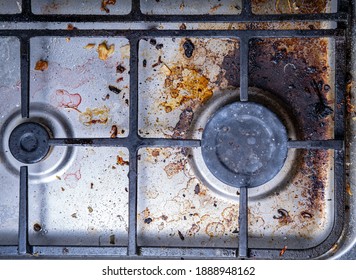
[9,122,51,164]
[201,102,288,188]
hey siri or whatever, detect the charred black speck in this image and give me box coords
[149,39,157,46]
[183,39,195,58]
[64,139,93,145]
[143,59,147,67]
[178,230,185,241]
[144,217,153,224]
[109,234,115,245]
[108,85,122,95]
[194,184,200,195]
[156,43,163,50]
[116,64,126,74]
[33,223,42,232]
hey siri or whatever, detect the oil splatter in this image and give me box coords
[79,106,110,126]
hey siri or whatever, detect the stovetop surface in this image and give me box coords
[0,0,353,259]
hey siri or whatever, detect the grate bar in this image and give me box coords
[238,187,248,258]
[0,12,348,23]
[0,29,345,39]
[20,37,30,118]
[18,166,30,255]
[239,37,249,101]
[287,140,344,150]
[127,37,140,256]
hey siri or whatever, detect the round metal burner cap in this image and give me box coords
[9,122,50,164]
[201,102,288,188]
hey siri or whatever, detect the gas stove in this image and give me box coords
[0,0,355,259]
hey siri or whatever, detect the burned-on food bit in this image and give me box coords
[97,41,115,60]
[108,85,122,95]
[116,64,126,73]
[117,156,129,166]
[155,43,164,50]
[67,23,77,30]
[183,39,195,58]
[79,106,110,126]
[84,43,96,49]
[172,108,194,139]
[35,60,48,71]
[110,125,118,138]
[101,0,116,13]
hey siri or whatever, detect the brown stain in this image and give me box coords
[249,38,333,140]
[161,66,213,112]
[221,206,239,228]
[251,0,329,14]
[205,222,225,237]
[273,209,293,226]
[172,107,194,139]
[164,160,186,178]
[110,125,118,138]
[117,156,129,166]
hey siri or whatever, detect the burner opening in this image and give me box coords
[9,122,51,164]
[202,102,288,188]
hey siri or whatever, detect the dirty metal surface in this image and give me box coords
[0,0,347,259]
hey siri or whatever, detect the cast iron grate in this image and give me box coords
[0,0,349,259]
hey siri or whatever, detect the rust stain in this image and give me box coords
[221,206,239,228]
[164,160,186,178]
[273,209,293,226]
[161,65,213,112]
[79,106,109,126]
[205,222,225,237]
[251,0,329,14]
[249,38,332,140]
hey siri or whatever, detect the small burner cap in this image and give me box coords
[9,122,50,164]
[201,102,288,188]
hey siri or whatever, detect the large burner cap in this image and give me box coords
[201,102,288,188]
[9,122,50,164]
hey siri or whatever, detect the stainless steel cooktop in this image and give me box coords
[0,0,355,259]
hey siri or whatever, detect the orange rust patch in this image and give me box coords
[161,66,213,112]
[79,106,109,126]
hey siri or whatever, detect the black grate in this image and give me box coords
[0,0,349,259]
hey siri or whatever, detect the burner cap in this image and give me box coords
[9,122,50,164]
[201,102,288,188]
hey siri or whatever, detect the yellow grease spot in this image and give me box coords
[161,66,213,111]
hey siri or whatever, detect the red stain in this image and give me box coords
[64,169,81,181]
[55,89,82,111]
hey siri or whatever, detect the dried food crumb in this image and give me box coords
[35,60,48,71]
[97,41,115,60]
[84,43,96,49]
[101,0,116,13]
[144,218,153,224]
[33,223,42,232]
[117,156,129,166]
[88,206,93,213]
[110,125,118,138]
[71,213,78,218]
